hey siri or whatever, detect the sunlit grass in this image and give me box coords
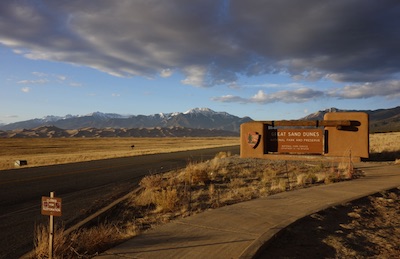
[0,137,239,170]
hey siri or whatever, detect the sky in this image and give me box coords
[1,0,400,125]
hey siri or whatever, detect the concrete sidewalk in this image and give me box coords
[96,162,400,259]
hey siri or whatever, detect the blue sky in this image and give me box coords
[1,0,399,125]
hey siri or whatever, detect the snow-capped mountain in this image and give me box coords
[0,108,253,132]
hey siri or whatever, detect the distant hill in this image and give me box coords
[301,106,400,133]
[0,126,239,138]
[0,108,252,133]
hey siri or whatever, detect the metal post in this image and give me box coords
[49,191,54,259]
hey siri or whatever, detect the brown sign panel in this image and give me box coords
[266,129,323,154]
[41,196,62,216]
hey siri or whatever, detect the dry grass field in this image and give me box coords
[369,132,400,153]
[0,137,239,170]
[369,132,400,162]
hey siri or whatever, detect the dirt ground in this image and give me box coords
[258,187,400,258]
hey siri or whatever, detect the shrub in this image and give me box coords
[297,172,318,186]
[154,188,179,212]
[33,224,68,258]
[180,162,210,184]
[139,174,164,189]
[270,178,287,192]
[32,223,129,258]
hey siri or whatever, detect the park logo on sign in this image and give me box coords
[247,132,261,148]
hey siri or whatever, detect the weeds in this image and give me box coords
[31,223,131,259]
[128,152,356,227]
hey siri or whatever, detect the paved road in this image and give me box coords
[0,145,239,259]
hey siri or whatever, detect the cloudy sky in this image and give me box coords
[1,0,399,124]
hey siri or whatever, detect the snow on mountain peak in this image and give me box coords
[184,107,215,115]
[41,115,64,122]
[84,112,128,119]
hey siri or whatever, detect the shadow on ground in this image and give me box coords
[367,151,400,162]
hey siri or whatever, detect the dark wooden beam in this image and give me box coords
[260,120,352,127]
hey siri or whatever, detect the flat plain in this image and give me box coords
[0,137,239,170]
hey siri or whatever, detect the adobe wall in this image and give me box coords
[324,112,369,159]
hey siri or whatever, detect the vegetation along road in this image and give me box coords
[0,145,239,258]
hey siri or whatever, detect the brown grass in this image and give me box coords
[369,132,400,161]
[125,153,360,234]
[0,137,238,170]
[369,132,400,153]
[31,223,134,258]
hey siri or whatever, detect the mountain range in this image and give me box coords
[0,126,239,138]
[301,106,400,133]
[0,108,252,133]
[0,106,398,138]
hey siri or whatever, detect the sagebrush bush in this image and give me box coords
[270,178,287,192]
[139,174,164,189]
[180,162,210,184]
[33,224,67,258]
[154,188,179,212]
[32,223,130,259]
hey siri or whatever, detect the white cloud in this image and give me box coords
[251,88,325,104]
[57,75,67,81]
[213,88,324,104]
[32,72,47,77]
[17,79,48,84]
[181,65,207,87]
[69,82,82,87]
[21,87,30,93]
[160,69,173,78]
[213,80,400,105]
[329,80,400,99]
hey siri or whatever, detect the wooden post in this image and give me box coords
[49,191,55,259]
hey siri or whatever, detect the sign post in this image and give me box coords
[41,191,62,259]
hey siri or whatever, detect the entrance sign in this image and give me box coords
[266,129,323,153]
[240,112,369,162]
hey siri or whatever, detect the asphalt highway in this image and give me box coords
[0,145,239,259]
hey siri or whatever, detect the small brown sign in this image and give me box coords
[267,129,323,154]
[41,196,62,217]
